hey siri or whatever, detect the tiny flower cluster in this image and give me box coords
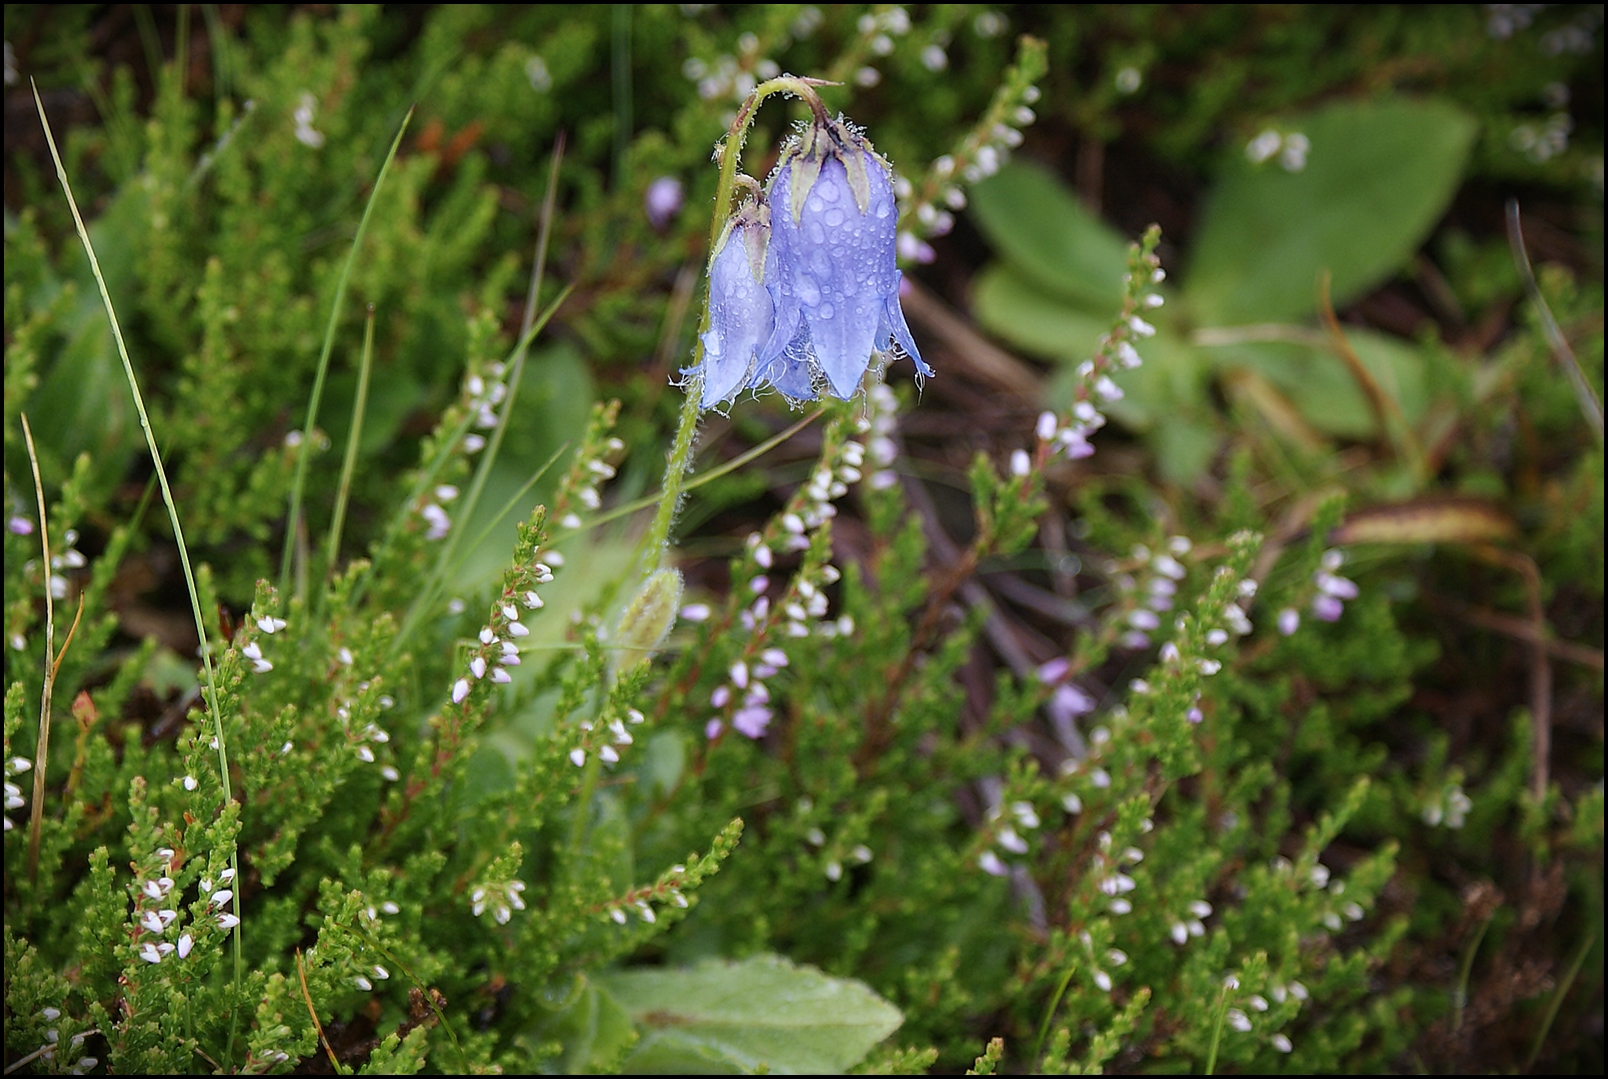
[897,75,1041,264]
[293,90,326,148]
[1169,898,1215,945]
[1035,658,1096,757]
[798,803,875,882]
[471,878,527,926]
[602,865,692,927]
[336,681,394,766]
[4,754,31,831]
[21,526,86,602]
[1421,782,1474,828]
[566,705,645,769]
[697,420,872,741]
[1074,928,1129,994]
[29,1006,98,1074]
[553,433,625,534]
[845,5,913,89]
[234,611,286,676]
[1275,548,1359,634]
[1110,537,1196,651]
[682,29,784,104]
[1016,236,1164,477]
[132,854,239,969]
[1218,971,1307,1053]
[976,797,1046,878]
[450,570,550,705]
[1244,128,1310,172]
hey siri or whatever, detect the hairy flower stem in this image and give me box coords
[637,76,833,580]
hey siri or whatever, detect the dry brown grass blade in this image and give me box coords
[297,949,342,1073]
[1329,497,1519,546]
[1317,271,1426,479]
[21,413,54,882]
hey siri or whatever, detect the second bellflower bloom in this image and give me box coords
[760,117,930,399]
[692,200,776,408]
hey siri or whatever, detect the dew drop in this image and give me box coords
[819,303,835,320]
[807,196,826,214]
[824,207,845,227]
[807,222,827,245]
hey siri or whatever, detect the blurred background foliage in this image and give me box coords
[4,3,1603,1073]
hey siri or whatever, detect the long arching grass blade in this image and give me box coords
[279,105,416,599]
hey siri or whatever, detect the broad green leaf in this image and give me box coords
[971,262,1111,362]
[1203,328,1429,439]
[968,160,1131,310]
[600,954,903,1074]
[522,974,639,1075]
[1185,98,1477,325]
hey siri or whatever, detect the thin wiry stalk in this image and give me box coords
[320,304,378,615]
[20,415,53,882]
[32,77,246,1053]
[280,106,416,599]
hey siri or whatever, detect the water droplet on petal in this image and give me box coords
[824,208,845,227]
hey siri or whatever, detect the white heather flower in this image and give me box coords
[1272,1033,1294,1053]
[452,679,470,704]
[978,850,1008,876]
[1227,1008,1252,1033]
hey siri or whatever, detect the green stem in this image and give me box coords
[635,75,832,579]
[1032,962,1078,1069]
[1204,983,1230,1075]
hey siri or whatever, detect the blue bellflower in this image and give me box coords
[760,118,930,400]
[688,114,929,409]
[693,200,776,408]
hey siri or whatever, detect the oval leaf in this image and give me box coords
[968,160,1131,310]
[1185,98,1477,325]
[599,954,903,1075]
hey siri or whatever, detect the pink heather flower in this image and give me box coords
[732,705,772,739]
[645,176,684,231]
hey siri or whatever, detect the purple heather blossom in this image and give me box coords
[761,119,929,399]
[644,176,684,231]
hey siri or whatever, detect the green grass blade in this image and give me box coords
[279,105,416,599]
[32,76,246,1055]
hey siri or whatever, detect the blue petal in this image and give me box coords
[878,273,931,377]
[762,149,920,400]
[691,221,775,408]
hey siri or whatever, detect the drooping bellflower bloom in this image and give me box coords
[760,117,930,400]
[687,113,928,409]
[693,198,776,408]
